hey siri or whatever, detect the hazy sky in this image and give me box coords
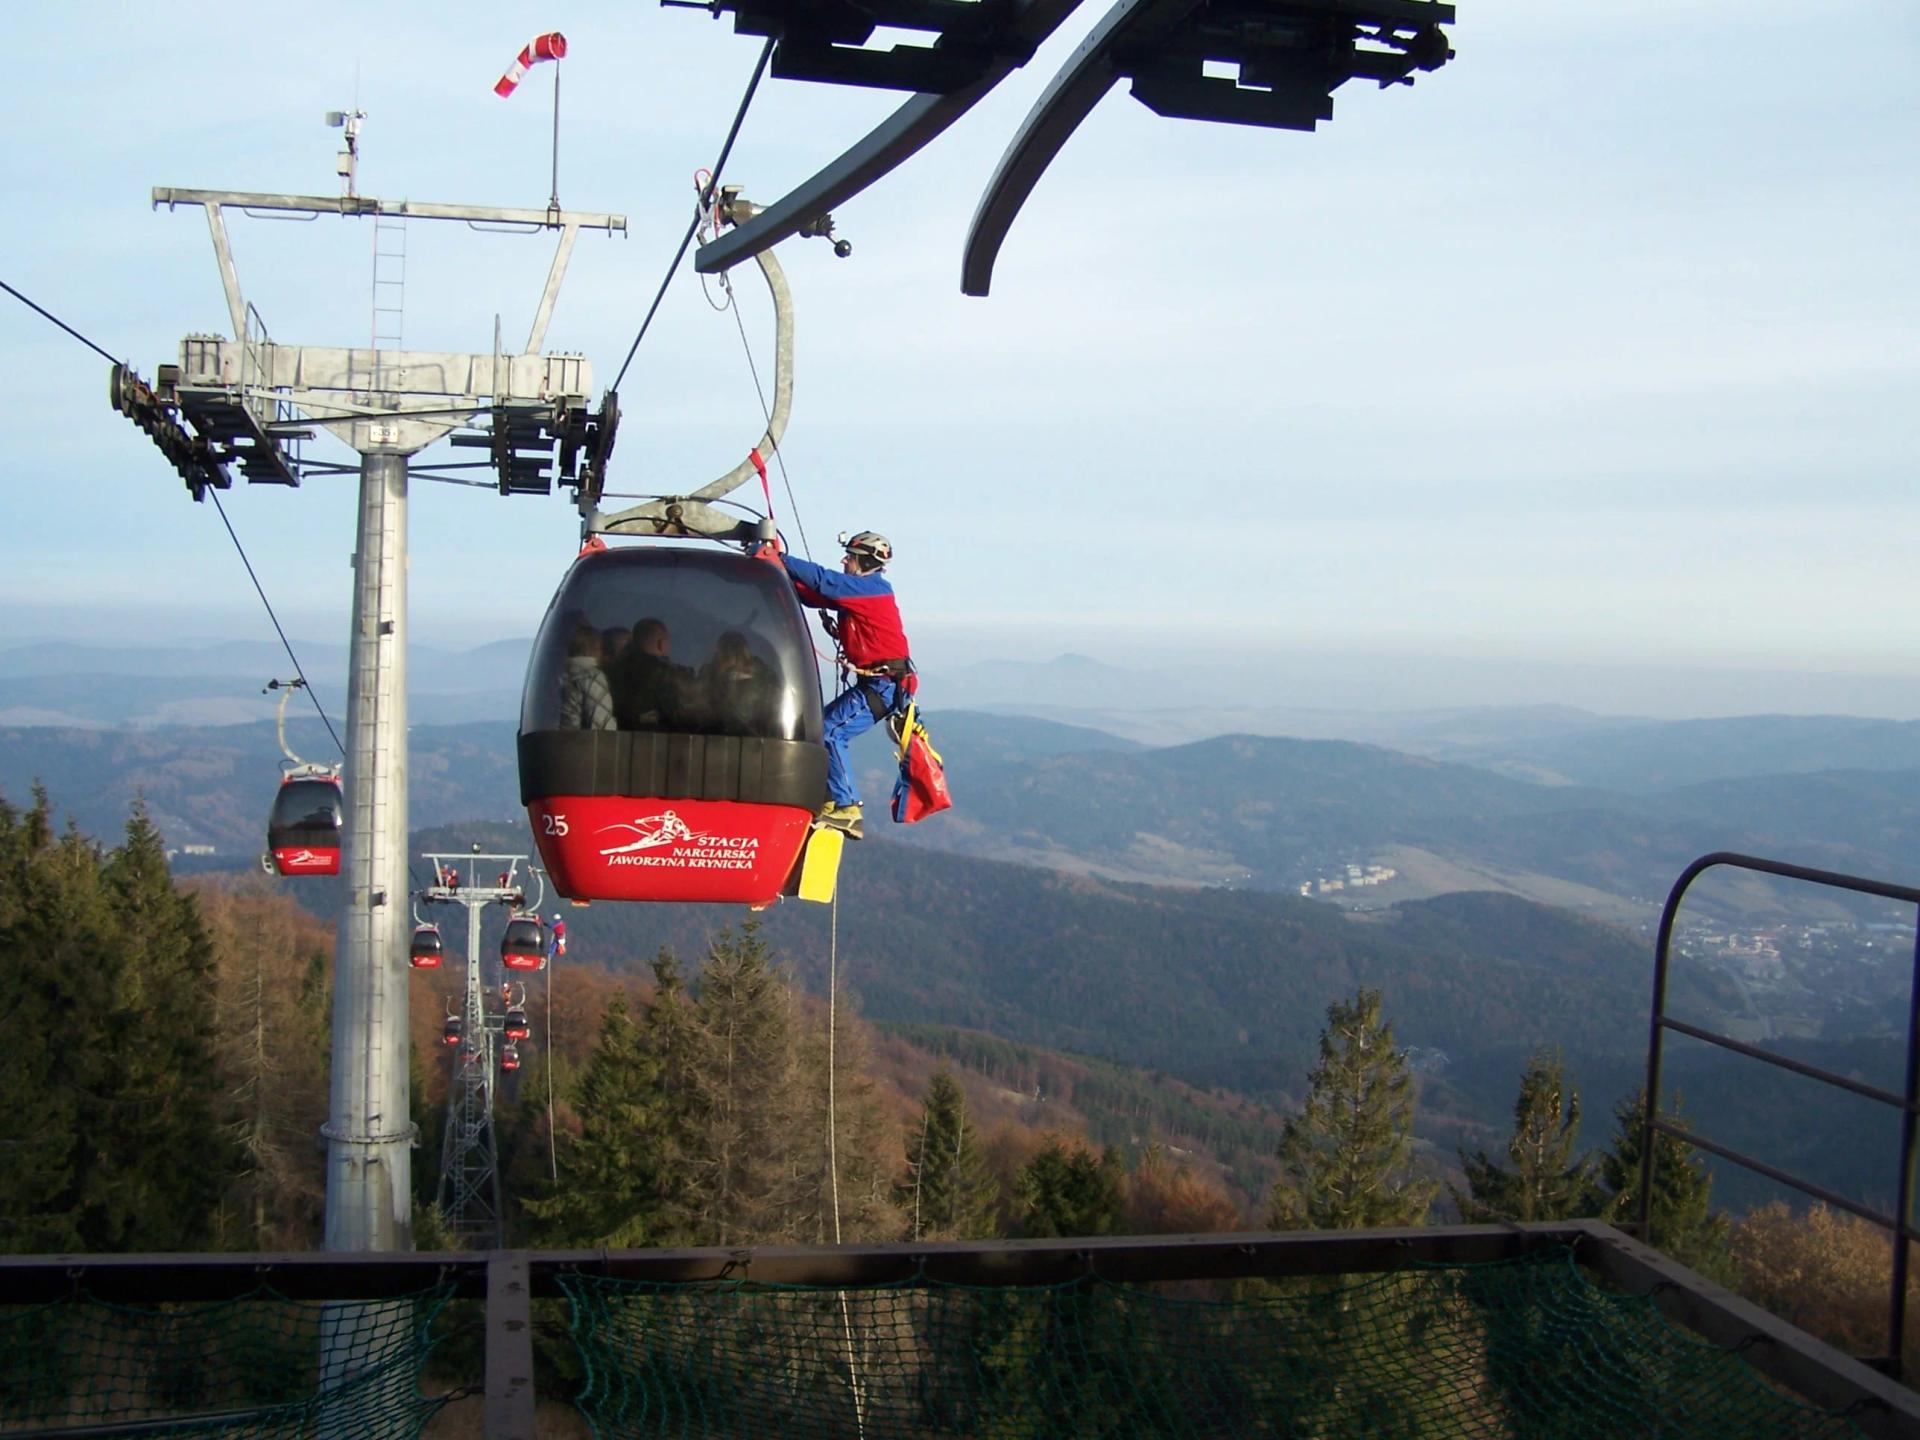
[3,1,1915,714]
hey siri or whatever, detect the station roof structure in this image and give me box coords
[678,0,1457,291]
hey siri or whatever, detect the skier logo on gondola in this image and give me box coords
[594,809,761,870]
[598,810,696,855]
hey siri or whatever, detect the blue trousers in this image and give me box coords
[823,677,897,807]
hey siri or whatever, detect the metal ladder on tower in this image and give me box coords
[366,213,406,396]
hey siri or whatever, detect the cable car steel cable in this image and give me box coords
[14,275,451,905]
[216,497,344,757]
[4,276,347,758]
[5,283,383,885]
[609,36,775,394]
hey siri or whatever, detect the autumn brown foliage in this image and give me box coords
[1733,1201,1916,1369]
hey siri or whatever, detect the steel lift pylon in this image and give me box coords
[115,117,623,1256]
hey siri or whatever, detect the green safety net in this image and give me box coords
[559,1249,1869,1440]
[0,1283,457,1437]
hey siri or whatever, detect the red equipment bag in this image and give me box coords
[889,702,952,824]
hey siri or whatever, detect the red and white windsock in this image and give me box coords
[494,32,566,98]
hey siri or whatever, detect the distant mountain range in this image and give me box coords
[0,639,527,729]
[6,701,1917,919]
[8,640,1918,778]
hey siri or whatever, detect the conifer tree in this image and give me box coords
[1266,987,1436,1230]
[899,1067,1000,1240]
[640,948,707,1243]
[0,793,236,1252]
[689,924,793,1244]
[1452,1049,1599,1223]
[1014,1138,1125,1238]
[0,791,80,1252]
[201,881,331,1250]
[94,803,231,1251]
[789,995,902,1244]
[1597,1087,1731,1278]
[522,994,676,1247]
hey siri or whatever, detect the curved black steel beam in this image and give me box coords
[961,0,1203,297]
[694,0,1086,276]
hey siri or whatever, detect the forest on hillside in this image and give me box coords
[1,785,1908,1376]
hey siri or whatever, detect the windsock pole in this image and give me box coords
[492,31,568,207]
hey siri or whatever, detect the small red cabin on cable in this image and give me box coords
[504,1007,530,1041]
[409,925,444,969]
[501,1043,522,1073]
[267,770,344,877]
[517,546,828,907]
[501,915,547,972]
[442,1016,462,1047]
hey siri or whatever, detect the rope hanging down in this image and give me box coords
[732,292,813,561]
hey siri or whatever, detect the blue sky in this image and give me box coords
[2,1,1915,714]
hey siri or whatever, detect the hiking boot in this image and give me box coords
[820,803,864,840]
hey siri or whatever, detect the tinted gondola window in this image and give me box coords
[270,777,342,833]
[522,547,821,743]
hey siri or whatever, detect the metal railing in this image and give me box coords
[1641,851,1920,1378]
[6,1222,1919,1439]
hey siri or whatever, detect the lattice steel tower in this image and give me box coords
[419,852,538,1246]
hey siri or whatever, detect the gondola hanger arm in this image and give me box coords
[266,677,310,770]
[589,190,795,543]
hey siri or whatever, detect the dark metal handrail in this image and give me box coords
[1641,851,1920,1379]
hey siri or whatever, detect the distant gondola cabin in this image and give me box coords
[504,1007,530,1041]
[501,1044,522,1073]
[501,916,547,972]
[267,771,343,877]
[517,545,828,906]
[409,925,444,969]
[442,1017,461,1047]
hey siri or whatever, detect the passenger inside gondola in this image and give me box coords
[558,622,616,731]
[700,629,779,737]
[611,617,697,730]
[601,625,630,668]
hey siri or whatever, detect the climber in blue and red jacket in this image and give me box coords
[779,530,915,840]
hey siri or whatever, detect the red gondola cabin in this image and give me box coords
[501,1044,522,1073]
[517,546,828,906]
[501,915,547,972]
[267,770,344,877]
[504,1007,530,1041]
[409,925,444,969]
[442,1017,461,1047]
